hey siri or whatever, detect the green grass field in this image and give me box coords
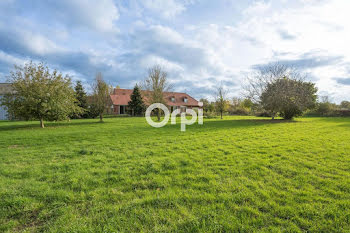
[1,116,350,232]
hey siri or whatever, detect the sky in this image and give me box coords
[0,0,349,102]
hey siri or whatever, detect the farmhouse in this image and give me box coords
[0,83,12,120]
[110,88,201,115]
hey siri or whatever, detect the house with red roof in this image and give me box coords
[110,88,201,115]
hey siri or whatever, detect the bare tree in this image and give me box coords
[143,65,172,121]
[320,95,331,103]
[243,62,306,119]
[244,62,304,102]
[215,84,228,119]
[92,72,111,122]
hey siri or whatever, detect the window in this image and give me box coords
[171,97,175,102]
[184,97,188,103]
[120,106,125,114]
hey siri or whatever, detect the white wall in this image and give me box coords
[0,95,8,120]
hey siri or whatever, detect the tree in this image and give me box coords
[340,101,350,109]
[241,98,254,109]
[87,104,100,118]
[245,63,311,119]
[1,62,81,128]
[91,72,111,122]
[228,97,252,116]
[215,85,228,119]
[200,98,209,113]
[128,85,145,116]
[244,62,303,102]
[260,77,317,120]
[314,96,337,116]
[73,81,88,118]
[200,98,216,115]
[143,65,172,121]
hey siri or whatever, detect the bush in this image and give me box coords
[255,111,273,117]
[87,104,100,119]
[229,108,250,116]
[279,107,303,120]
[306,102,343,117]
[204,111,218,119]
[330,109,350,117]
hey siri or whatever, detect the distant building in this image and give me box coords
[0,83,12,120]
[110,88,201,115]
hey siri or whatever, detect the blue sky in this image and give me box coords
[0,0,349,102]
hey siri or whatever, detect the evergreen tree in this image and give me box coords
[74,81,88,118]
[128,85,145,116]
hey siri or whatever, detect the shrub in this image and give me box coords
[204,111,218,119]
[229,108,250,116]
[255,111,273,117]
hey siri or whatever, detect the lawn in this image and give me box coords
[1,116,350,232]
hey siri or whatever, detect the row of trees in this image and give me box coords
[309,97,350,117]
[200,97,255,118]
[1,61,349,127]
[1,62,111,128]
[134,63,348,121]
[0,63,174,127]
[200,63,318,120]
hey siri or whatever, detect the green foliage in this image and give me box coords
[308,100,350,117]
[200,98,215,113]
[87,103,100,119]
[215,85,228,119]
[128,85,145,116]
[1,62,82,128]
[241,98,254,109]
[260,77,317,120]
[72,81,88,118]
[1,116,350,232]
[229,98,254,116]
[143,65,172,121]
[340,101,350,109]
[315,101,338,116]
[92,72,111,122]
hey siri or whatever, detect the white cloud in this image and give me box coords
[123,0,350,101]
[25,33,66,56]
[36,0,120,33]
[140,0,195,19]
[233,0,350,102]
[1,0,350,102]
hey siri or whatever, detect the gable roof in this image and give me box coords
[110,88,200,107]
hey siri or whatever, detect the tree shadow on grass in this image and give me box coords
[336,123,350,128]
[200,118,298,129]
[305,117,350,127]
[0,120,106,132]
[0,117,300,133]
[161,118,299,133]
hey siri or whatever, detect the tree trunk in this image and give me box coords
[220,111,223,119]
[272,112,275,120]
[99,113,103,122]
[157,108,161,122]
[40,118,45,128]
